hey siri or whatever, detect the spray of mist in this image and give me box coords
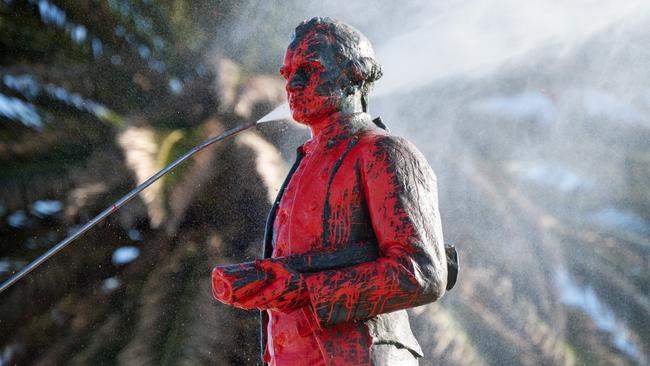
[374,0,650,96]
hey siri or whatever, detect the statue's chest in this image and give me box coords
[274,142,366,255]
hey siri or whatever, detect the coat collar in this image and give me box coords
[299,112,373,155]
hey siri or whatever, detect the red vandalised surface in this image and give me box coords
[212,18,446,366]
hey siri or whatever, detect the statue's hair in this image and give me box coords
[291,17,383,112]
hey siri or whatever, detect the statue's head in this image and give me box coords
[281,17,383,125]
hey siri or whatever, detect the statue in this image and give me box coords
[212,17,455,365]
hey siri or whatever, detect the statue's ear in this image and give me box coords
[343,59,367,96]
[348,59,366,82]
[347,58,367,82]
[348,57,383,83]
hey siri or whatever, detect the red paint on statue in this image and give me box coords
[212,17,447,366]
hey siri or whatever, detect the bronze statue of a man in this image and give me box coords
[213,17,449,365]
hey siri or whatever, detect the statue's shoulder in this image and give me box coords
[356,127,423,159]
[354,126,434,179]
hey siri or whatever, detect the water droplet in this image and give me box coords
[128,229,143,241]
[7,210,27,228]
[168,78,183,94]
[71,25,87,43]
[102,276,121,293]
[111,246,140,265]
[31,200,63,217]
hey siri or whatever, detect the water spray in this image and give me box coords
[0,103,291,294]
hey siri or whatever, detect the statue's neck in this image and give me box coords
[309,92,365,137]
[308,111,349,137]
[307,112,372,145]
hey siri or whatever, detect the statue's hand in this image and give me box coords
[212,261,269,306]
[232,258,309,313]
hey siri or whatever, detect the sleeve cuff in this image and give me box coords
[303,273,326,330]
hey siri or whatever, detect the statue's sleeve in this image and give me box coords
[303,134,447,328]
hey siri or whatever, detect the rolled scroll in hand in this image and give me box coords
[212,261,273,305]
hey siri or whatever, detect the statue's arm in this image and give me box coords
[302,134,447,328]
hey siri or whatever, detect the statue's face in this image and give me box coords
[280,31,351,125]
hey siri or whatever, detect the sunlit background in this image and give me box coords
[1,1,649,365]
